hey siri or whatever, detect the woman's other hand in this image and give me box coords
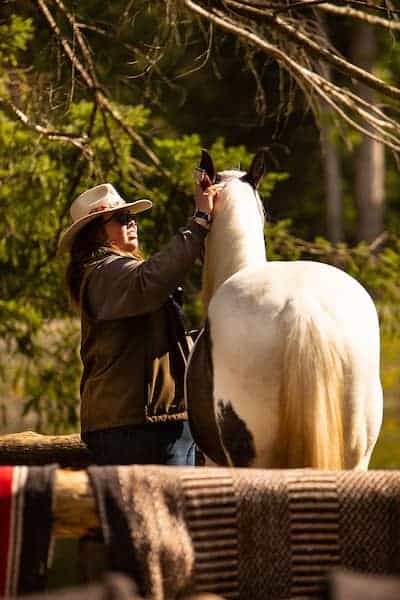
[194,176,224,217]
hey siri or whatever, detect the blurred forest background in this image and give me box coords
[0,0,399,467]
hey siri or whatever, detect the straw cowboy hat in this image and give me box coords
[58,183,152,254]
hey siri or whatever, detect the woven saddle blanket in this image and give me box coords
[0,464,56,597]
[88,466,400,600]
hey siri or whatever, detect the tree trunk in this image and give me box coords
[351,23,385,242]
[315,14,344,243]
[321,125,343,243]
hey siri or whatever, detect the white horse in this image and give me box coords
[185,149,383,470]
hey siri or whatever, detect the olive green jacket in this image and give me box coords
[79,219,207,433]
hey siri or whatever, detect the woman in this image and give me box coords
[59,174,219,465]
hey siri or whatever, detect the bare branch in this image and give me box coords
[183,0,400,153]
[312,76,400,152]
[174,21,214,79]
[35,0,169,176]
[318,2,400,30]
[224,0,400,100]
[0,95,91,153]
[237,0,400,16]
[36,0,96,90]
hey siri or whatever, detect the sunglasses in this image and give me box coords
[103,212,137,226]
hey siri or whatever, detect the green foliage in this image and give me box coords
[371,415,400,469]
[0,15,33,69]
[370,335,400,469]
[20,320,81,434]
[0,300,42,356]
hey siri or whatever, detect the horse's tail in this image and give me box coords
[278,297,346,469]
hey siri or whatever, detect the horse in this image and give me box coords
[185,149,383,470]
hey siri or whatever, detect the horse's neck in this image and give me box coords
[202,191,266,310]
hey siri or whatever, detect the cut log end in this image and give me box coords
[54,469,100,538]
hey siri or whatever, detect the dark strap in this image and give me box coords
[87,466,143,591]
[18,464,57,595]
[164,294,190,378]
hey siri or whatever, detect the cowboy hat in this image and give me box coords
[58,183,152,254]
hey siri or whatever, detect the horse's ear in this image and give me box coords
[199,149,216,183]
[242,148,268,189]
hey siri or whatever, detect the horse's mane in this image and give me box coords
[202,171,266,309]
[216,170,265,225]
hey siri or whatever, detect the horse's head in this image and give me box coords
[198,148,269,189]
[198,148,268,227]
[198,149,268,309]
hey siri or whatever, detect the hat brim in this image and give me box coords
[58,199,152,255]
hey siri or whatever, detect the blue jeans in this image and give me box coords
[81,421,195,466]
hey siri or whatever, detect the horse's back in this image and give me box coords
[208,260,380,358]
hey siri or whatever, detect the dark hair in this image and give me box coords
[65,218,106,306]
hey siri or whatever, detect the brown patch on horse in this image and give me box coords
[216,400,256,467]
[186,321,228,466]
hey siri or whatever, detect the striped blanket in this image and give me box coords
[0,465,56,596]
[88,466,400,600]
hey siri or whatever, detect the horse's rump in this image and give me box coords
[202,261,381,468]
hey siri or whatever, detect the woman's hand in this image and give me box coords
[194,177,224,216]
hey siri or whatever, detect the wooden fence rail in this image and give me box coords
[0,432,97,537]
[0,431,91,467]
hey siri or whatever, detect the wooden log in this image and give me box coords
[54,469,100,537]
[0,431,91,468]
